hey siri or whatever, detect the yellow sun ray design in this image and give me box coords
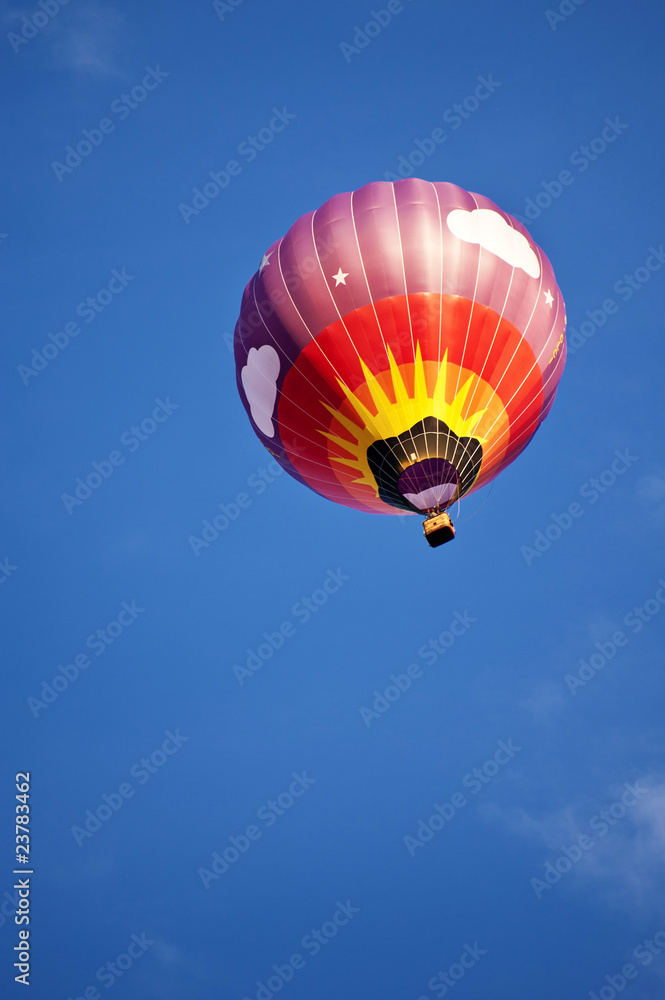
[318,343,495,493]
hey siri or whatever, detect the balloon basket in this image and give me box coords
[422,511,455,548]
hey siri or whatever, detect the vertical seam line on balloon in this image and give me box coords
[462,238,560,483]
[349,187,397,438]
[480,338,563,472]
[273,230,372,450]
[308,204,404,475]
[248,268,347,455]
[390,182,425,475]
[455,245,523,487]
[247,238,385,477]
[432,181,445,492]
[444,191,483,480]
[476,285,562,472]
[475,245,555,458]
[349,186,416,487]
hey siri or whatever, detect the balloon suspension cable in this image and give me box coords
[455,480,495,526]
[424,496,460,520]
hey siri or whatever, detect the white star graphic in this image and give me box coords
[544,289,554,307]
[259,252,273,273]
[332,268,349,287]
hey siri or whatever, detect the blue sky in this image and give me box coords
[3,1,665,997]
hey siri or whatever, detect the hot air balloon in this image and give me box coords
[233,179,566,546]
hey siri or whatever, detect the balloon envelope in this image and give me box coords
[234,179,566,516]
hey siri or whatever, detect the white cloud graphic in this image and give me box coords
[447,208,540,278]
[241,345,280,438]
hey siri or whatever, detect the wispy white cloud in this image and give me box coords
[519,680,566,723]
[520,605,644,721]
[637,473,665,505]
[636,469,665,526]
[485,776,665,917]
[580,783,665,912]
[49,1,126,77]
[2,0,127,76]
